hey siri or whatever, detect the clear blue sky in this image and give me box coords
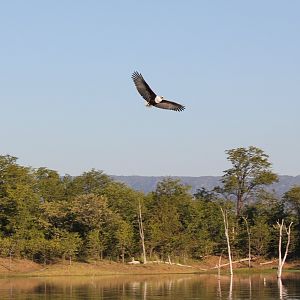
[1,1,299,176]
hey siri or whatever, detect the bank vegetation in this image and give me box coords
[0,146,299,271]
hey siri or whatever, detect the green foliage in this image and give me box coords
[67,169,112,197]
[284,186,300,216]
[85,229,105,260]
[60,232,82,262]
[148,200,183,257]
[115,218,134,262]
[218,146,278,216]
[39,200,70,236]
[103,181,143,224]
[239,191,288,258]
[146,178,196,260]
[283,186,300,255]
[70,194,111,234]
[0,151,298,264]
[250,215,272,256]
[34,168,66,202]
[0,237,15,257]
[189,193,226,257]
[0,155,40,236]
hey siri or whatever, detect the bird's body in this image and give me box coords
[131,71,185,112]
[155,95,163,103]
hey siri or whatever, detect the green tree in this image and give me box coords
[148,201,183,260]
[283,186,300,256]
[70,193,111,235]
[217,146,278,216]
[85,229,106,260]
[250,215,272,256]
[104,181,143,223]
[60,232,82,264]
[189,195,224,257]
[115,218,134,263]
[0,155,40,237]
[39,200,70,237]
[67,169,112,197]
[242,191,286,257]
[0,237,15,263]
[146,178,193,261]
[34,168,66,202]
[284,186,300,217]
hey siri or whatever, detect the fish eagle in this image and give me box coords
[132,71,185,112]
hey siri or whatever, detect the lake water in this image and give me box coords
[0,273,299,299]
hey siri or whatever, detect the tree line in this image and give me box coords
[0,146,299,264]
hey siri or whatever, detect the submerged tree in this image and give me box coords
[220,207,233,275]
[276,219,293,278]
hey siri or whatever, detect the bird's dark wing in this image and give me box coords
[155,100,185,112]
[132,71,156,103]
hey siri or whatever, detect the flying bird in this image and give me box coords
[131,71,185,112]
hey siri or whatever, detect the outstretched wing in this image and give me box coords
[132,71,156,103]
[155,100,185,112]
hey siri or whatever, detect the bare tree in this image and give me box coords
[242,216,251,268]
[220,207,233,275]
[276,219,293,278]
[138,198,147,264]
[217,251,223,280]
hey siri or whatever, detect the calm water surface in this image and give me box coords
[0,273,299,299]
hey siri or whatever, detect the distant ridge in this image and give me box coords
[111,175,300,195]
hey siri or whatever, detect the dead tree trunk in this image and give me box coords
[9,251,12,270]
[138,199,147,264]
[242,216,251,268]
[121,248,125,264]
[220,207,233,275]
[221,208,233,275]
[211,257,253,269]
[217,251,223,279]
[167,255,172,264]
[276,219,293,278]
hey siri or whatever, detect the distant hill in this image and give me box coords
[111,175,300,196]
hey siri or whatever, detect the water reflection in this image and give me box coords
[249,276,252,299]
[229,274,233,300]
[0,273,299,299]
[278,278,289,300]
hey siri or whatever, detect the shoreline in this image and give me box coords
[0,257,299,278]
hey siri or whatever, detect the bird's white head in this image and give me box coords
[155,95,164,103]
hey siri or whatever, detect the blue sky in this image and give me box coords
[1,1,299,176]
